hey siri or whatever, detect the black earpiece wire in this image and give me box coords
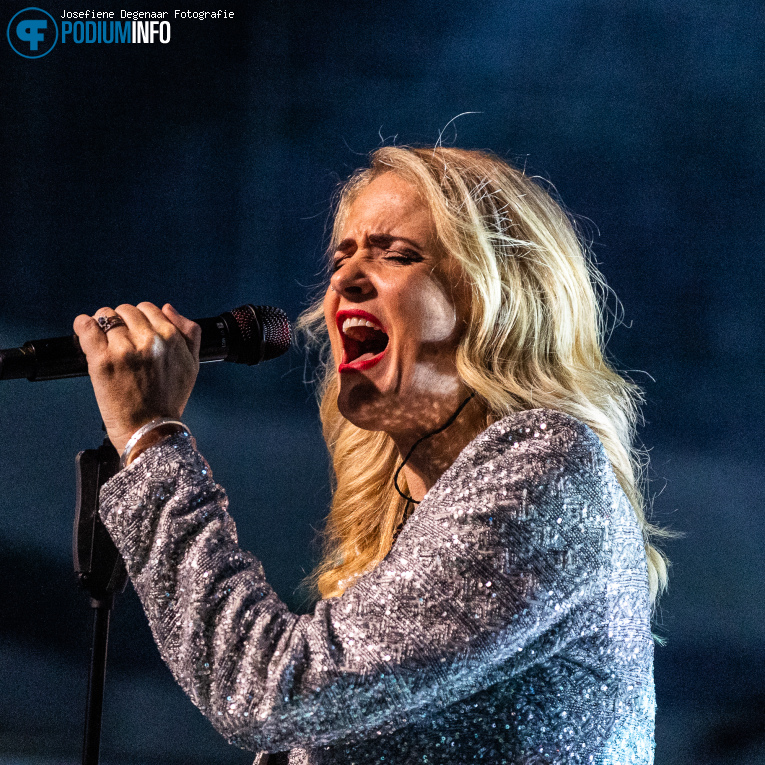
[393,391,476,506]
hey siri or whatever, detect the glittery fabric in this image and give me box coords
[99,409,655,764]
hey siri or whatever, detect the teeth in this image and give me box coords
[342,317,382,334]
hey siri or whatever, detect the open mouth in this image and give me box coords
[336,310,389,372]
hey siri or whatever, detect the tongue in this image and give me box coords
[344,325,388,363]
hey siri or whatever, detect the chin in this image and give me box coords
[337,378,442,439]
[336,378,389,432]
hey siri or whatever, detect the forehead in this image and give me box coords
[340,172,435,243]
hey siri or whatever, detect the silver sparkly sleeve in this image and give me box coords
[98,410,646,755]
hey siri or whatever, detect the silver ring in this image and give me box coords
[96,315,127,333]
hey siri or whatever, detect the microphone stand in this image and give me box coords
[73,435,128,765]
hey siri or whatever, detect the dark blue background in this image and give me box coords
[1,1,763,762]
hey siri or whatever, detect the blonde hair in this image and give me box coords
[298,146,668,604]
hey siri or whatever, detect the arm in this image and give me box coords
[99,410,614,752]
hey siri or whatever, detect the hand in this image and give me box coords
[73,302,202,454]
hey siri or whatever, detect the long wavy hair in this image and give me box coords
[298,146,668,604]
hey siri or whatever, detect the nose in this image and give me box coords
[329,253,376,300]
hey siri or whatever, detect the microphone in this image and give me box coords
[0,304,292,382]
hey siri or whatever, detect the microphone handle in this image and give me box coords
[0,315,253,382]
[0,337,87,381]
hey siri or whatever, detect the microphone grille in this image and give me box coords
[228,305,291,364]
[254,305,292,360]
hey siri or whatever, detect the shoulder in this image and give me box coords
[448,408,608,484]
[407,410,620,594]
[423,408,618,523]
[477,408,603,457]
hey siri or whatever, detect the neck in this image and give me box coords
[392,394,486,503]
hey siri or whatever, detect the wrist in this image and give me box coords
[119,418,191,469]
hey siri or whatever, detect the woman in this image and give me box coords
[74,146,667,764]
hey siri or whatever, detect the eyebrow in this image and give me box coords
[335,233,424,253]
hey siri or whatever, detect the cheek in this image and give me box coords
[408,279,459,345]
[323,290,342,363]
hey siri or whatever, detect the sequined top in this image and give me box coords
[100,408,655,765]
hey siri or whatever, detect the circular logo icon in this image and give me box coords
[7,7,58,58]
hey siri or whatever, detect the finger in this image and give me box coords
[93,306,128,322]
[114,303,155,342]
[136,301,179,341]
[73,313,108,356]
[92,306,132,341]
[163,303,202,358]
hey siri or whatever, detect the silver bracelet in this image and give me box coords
[119,417,190,469]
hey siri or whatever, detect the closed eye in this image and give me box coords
[384,248,423,264]
[331,253,352,273]
[332,247,421,272]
